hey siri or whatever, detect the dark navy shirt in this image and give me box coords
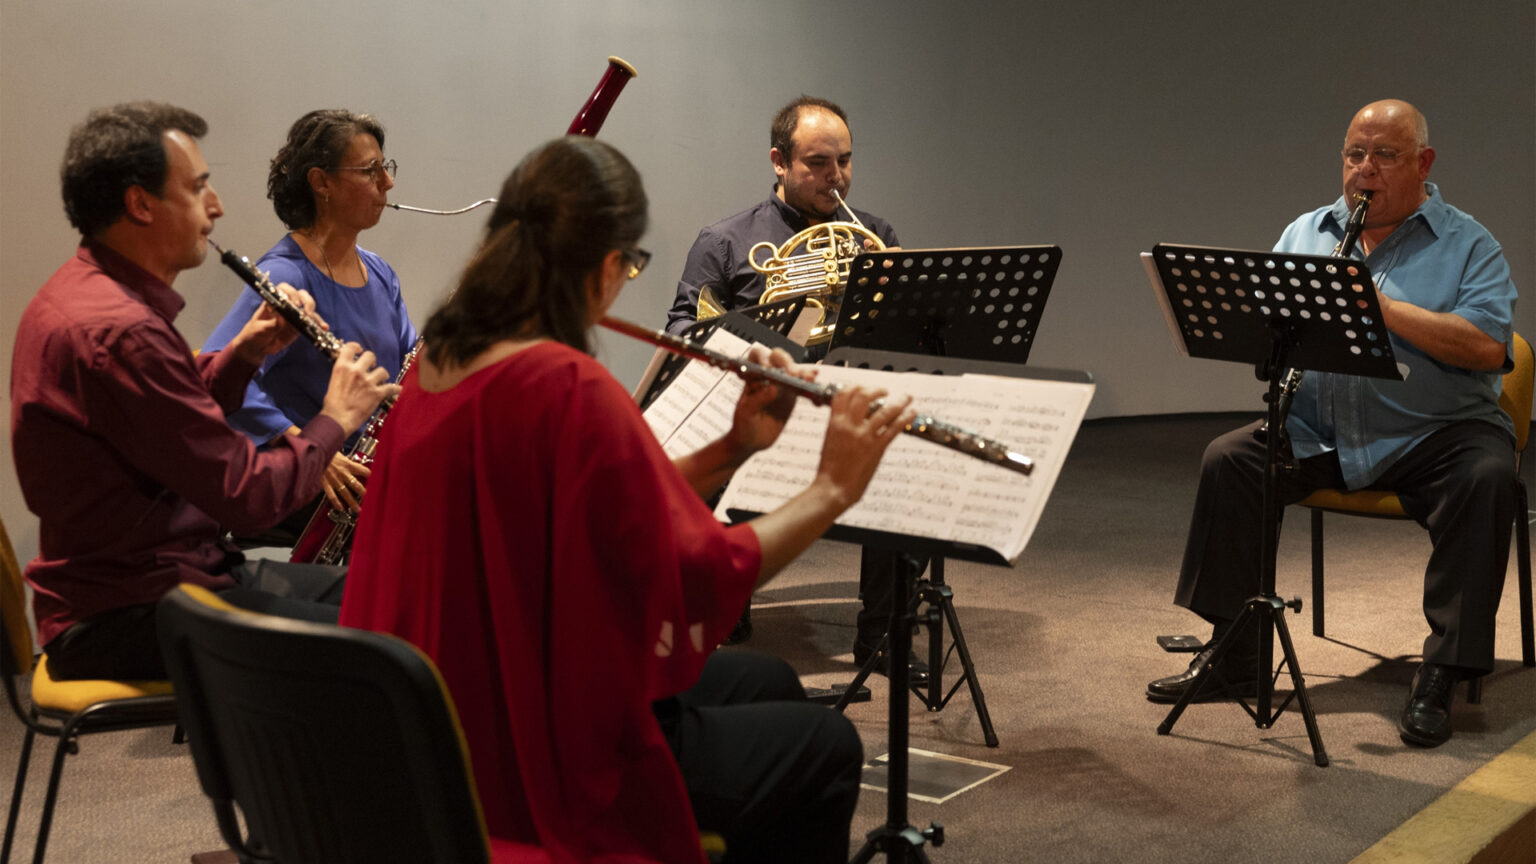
[666,189,899,335]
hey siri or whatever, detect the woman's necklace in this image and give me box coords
[299,230,362,285]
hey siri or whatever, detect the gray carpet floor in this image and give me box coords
[2,412,1533,863]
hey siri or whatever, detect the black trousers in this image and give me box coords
[856,548,927,647]
[44,559,346,681]
[657,651,863,864]
[1175,419,1515,673]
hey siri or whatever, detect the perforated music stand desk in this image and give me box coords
[832,245,1061,361]
[1144,242,1400,767]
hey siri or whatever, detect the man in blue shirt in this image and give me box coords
[1147,100,1518,748]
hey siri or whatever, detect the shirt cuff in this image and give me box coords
[297,413,347,457]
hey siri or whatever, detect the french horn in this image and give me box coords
[696,190,884,346]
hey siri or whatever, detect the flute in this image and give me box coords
[207,238,396,410]
[599,316,1034,476]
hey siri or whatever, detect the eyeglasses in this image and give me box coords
[622,247,651,279]
[332,159,397,181]
[1341,147,1408,167]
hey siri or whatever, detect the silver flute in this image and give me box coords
[599,316,1034,476]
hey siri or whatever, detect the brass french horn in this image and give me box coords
[696,190,884,346]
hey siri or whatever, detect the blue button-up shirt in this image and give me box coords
[1279,182,1517,489]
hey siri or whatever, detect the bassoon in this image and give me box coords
[287,56,638,564]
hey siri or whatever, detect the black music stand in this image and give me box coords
[729,352,1088,864]
[636,302,808,411]
[831,246,1063,864]
[1144,243,1400,768]
[833,245,1060,360]
[829,246,1063,742]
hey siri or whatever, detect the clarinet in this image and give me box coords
[599,316,1035,476]
[1257,190,1374,455]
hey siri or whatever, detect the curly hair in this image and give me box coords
[267,109,386,229]
[422,136,648,365]
[60,101,208,237]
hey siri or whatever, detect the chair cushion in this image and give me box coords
[30,653,174,714]
[1298,488,1408,518]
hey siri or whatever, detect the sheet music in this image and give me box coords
[715,365,1095,564]
[641,328,751,458]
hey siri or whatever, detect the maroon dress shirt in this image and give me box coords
[10,242,344,646]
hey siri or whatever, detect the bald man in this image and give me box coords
[1146,100,1519,748]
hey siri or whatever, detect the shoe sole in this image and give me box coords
[1397,722,1451,748]
[1145,682,1259,705]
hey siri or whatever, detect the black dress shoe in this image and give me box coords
[1146,646,1261,704]
[1398,662,1458,747]
[853,640,931,686]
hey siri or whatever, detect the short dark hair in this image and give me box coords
[268,109,387,229]
[59,101,208,238]
[770,96,849,162]
[422,136,648,365]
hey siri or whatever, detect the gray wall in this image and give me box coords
[2,1,1533,568]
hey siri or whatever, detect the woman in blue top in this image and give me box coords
[203,109,416,525]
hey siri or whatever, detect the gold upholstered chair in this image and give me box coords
[0,514,179,864]
[1296,332,1536,704]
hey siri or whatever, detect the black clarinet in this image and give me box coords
[1257,190,1374,456]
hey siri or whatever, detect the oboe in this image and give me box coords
[599,316,1035,476]
[207,238,395,410]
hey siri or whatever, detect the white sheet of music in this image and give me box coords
[641,329,751,459]
[713,365,1095,564]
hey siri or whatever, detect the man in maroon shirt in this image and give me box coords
[10,101,399,680]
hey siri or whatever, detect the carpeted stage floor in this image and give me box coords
[3,413,1532,862]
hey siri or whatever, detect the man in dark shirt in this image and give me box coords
[666,96,925,683]
[10,101,398,680]
[665,95,900,335]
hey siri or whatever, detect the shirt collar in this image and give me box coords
[79,239,187,323]
[767,185,814,232]
[1326,181,1445,242]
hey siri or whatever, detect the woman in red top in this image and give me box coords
[341,136,912,864]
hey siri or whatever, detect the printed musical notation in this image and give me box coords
[640,330,1095,565]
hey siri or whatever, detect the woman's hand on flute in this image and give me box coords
[723,346,811,461]
[749,386,914,585]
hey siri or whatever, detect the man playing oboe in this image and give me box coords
[10,102,398,680]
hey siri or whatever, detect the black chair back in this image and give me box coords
[156,585,494,864]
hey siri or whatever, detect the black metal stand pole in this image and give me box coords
[1156,332,1329,766]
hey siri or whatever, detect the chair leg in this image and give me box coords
[32,722,79,864]
[3,727,37,864]
[1311,509,1325,638]
[1517,480,1533,667]
[1467,676,1483,705]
